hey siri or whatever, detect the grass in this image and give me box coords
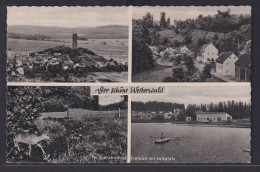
[132,61,174,82]
[7,116,127,163]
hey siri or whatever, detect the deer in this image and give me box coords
[12,131,50,160]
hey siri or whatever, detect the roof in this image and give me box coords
[196,112,229,115]
[216,52,233,63]
[198,43,216,56]
[235,54,251,67]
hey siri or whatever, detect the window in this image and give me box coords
[230,57,231,59]
[226,70,228,73]
[226,63,229,66]
[207,118,209,120]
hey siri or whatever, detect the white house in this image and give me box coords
[196,112,232,123]
[216,52,238,77]
[180,46,189,53]
[197,43,218,63]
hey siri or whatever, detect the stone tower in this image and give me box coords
[72,33,78,49]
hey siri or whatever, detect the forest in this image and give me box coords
[131,101,185,112]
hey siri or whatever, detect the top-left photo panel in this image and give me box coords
[6,6,129,83]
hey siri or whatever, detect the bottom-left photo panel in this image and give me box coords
[6,86,128,163]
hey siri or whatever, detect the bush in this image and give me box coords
[33,117,127,163]
[163,76,177,82]
[132,39,154,74]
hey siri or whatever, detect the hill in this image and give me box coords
[7,25,128,39]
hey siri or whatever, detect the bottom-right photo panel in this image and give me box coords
[131,85,251,163]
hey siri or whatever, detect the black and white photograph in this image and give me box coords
[131,85,251,163]
[6,86,127,163]
[7,7,129,82]
[132,6,251,82]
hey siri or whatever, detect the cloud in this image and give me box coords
[7,6,129,27]
[99,95,123,105]
[132,85,251,106]
[133,6,251,22]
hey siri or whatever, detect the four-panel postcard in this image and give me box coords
[3,4,252,166]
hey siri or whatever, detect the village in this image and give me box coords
[7,33,128,82]
[150,40,251,82]
[132,99,251,128]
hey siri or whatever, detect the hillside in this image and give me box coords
[7,25,128,39]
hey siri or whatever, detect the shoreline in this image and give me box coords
[131,120,251,128]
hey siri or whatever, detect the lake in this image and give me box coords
[131,123,250,163]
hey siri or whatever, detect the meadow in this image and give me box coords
[7,116,127,163]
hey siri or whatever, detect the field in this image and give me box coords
[7,38,128,63]
[132,59,174,82]
[40,108,127,120]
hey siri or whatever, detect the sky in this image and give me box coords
[132,85,251,106]
[7,6,129,28]
[98,95,124,106]
[133,6,251,23]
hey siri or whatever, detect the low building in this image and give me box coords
[54,53,62,56]
[185,117,192,122]
[216,52,238,77]
[235,54,251,82]
[180,46,189,53]
[197,43,218,63]
[196,112,232,123]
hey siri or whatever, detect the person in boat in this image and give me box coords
[160,132,164,139]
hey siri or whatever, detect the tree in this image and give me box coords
[152,114,165,121]
[201,64,212,80]
[177,111,186,121]
[185,105,197,120]
[184,56,195,75]
[174,55,181,66]
[132,38,154,74]
[159,12,167,28]
[213,33,219,41]
[163,76,177,82]
[184,33,192,44]
[167,18,171,28]
[143,12,154,28]
[7,87,45,132]
[172,67,184,81]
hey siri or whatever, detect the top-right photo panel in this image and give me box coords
[132,6,251,82]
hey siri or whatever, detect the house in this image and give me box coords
[7,50,15,58]
[196,112,232,123]
[96,62,105,68]
[216,52,238,77]
[185,117,192,122]
[197,43,218,63]
[54,53,62,56]
[180,46,189,53]
[235,54,251,82]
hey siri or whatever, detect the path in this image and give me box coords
[132,59,174,82]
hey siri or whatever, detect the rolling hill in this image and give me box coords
[7,25,128,39]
